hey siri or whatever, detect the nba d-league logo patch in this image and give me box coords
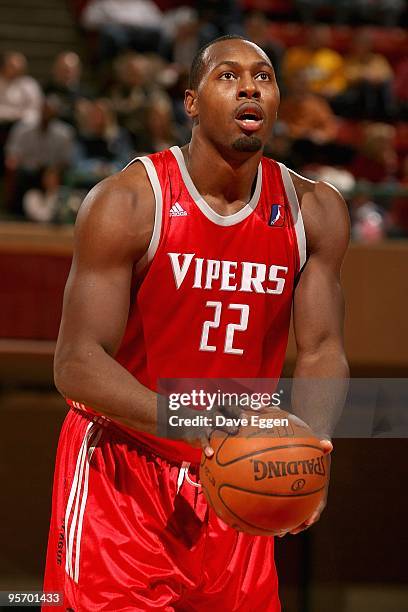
[269,204,286,227]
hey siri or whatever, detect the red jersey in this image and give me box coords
[68,146,306,463]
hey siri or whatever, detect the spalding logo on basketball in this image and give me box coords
[199,409,328,535]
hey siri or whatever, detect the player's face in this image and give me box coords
[187,40,280,155]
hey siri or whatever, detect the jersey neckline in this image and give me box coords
[170,146,262,227]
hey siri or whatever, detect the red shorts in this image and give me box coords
[43,409,280,611]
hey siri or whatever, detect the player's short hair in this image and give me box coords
[188,35,248,90]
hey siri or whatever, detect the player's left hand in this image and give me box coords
[278,439,333,537]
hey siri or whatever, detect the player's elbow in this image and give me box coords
[53,348,89,399]
[54,355,76,398]
[297,336,349,375]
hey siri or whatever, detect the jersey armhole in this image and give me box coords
[278,162,307,272]
[123,156,163,274]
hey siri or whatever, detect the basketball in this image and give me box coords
[199,409,328,535]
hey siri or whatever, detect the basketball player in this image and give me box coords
[43,36,349,611]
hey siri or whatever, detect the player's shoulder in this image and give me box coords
[77,162,155,232]
[289,168,348,223]
[74,162,155,258]
[288,168,350,253]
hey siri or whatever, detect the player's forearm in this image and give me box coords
[54,344,159,435]
[291,342,349,439]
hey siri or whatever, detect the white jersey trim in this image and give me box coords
[170,146,262,227]
[278,163,307,271]
[123,156,163,273]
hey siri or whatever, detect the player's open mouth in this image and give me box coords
[235,104,264,133]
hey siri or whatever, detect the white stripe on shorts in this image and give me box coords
[64,421,101,583]
[74,427,102,583]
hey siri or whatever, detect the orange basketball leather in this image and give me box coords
[199,409,328,535]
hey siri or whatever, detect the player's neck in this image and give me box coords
[181,138,262,207]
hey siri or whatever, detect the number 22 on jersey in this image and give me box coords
[199,301,250,355]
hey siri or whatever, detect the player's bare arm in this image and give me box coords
[54,163,162,434]
[292,173,350,419]
[286,173,350,535]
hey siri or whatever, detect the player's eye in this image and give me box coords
[256,72,271,81]
[220,72,236,80]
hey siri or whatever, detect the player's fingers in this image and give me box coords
[305,508,322,526]
[290,509,322,534]
[319,439,333,454]
[200,429,214,457]
[289,522,310,535]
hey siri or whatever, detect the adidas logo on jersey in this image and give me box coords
[170,202,188,217]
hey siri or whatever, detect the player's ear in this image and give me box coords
[185,89,199,120]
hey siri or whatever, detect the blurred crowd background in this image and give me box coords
[0,0,407,238]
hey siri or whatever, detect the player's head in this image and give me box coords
[185,36,280,157]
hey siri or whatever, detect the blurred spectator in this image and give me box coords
[282,26,347,98]
[244,12,283,87]
[44,51,90,125]
[158,1,243,64]
[394,58,408,121]
[278,69,355,168]
[350,189,386,242]
[71,98,133,187]
[143,93,182,152]
[158,66,191,143]
[0,51,42,172]
[109,53,161,150]
[161,7,200,67]
[81,0,164,61]
[196,0,243,45]
[351,123,398,183]
[23,168,61,223]
[333,30,394,120]
[22,168,87,224]
[5,98,74,216]
[279,70,338,143]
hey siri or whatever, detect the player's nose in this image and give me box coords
[237,74,260,99]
